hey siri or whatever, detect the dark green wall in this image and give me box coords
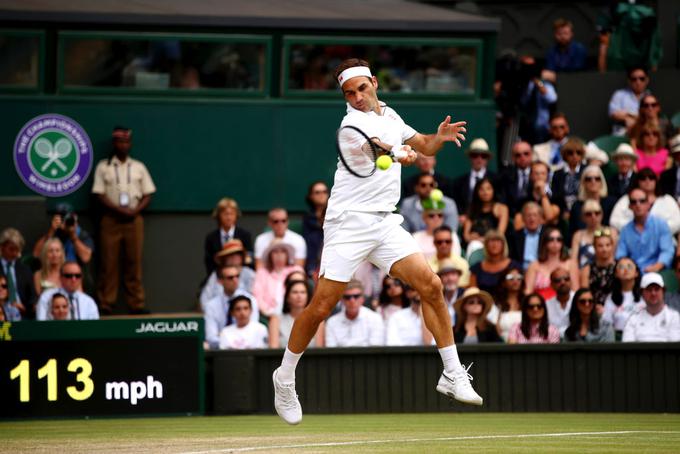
[1,96,497,212]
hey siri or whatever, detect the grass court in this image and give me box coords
[2,413,679,453]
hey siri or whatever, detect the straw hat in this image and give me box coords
[453,287,494,318]
[437,258,463,275]
[465,138,492,157]
[611,143,638,161]
[262,239,296,265]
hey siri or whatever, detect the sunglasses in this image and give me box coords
[435,239,452,245]
[637,174,656,181]
[578,298,594,305]
[551,276,570,283]
[616,263,635,270]
[342,293,363,300]
[513,151,531,158]
[62,273,82,279]
[584,176,601,182]
[551,124,568,130]
[0,283,7,289]
[547,236,563,243]
[584,210,602,217]
[465,298,483,306]
[385,282,402,289]
[313,189,328,195]
[528,304,544,310]
[469,153,489,160]
[642,131,660,137]
[629,76,647,82]
[642,102,659,108]
[427,213,444,219]
[563,149,583,157]
[505,274,523,281]
[221,274,239,280]
[418,183,436,188]
[594,227,611,237]
[270,219,288,224]
[629,198,648,205]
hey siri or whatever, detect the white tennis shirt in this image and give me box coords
[325,102,416,221]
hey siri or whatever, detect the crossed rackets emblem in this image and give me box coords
[34,137,72,174]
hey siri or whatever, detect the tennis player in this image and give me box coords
[273,58,483,425]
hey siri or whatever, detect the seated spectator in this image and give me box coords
[351,261,383,309]
[453,287,502,344]
[439,259,465,324]
[517,56,557,145]
[608,67,650,136]
[254,208,306,269]
[0,275,21,321]
[499,141,532,217]
[542,18,587,83]
[253,241,304,317]
[218,295,269,349]
[32,203,94,274]
[269,280,324,349]
[203,264,259,350]
[623,272,680,342]
[570,200,619,268]
[615,187,674,272]
[663,256,680,313]
[400,173,459,234]
[451,138,497,222]
[401,153,454,200]
[48,292,71,321]
[203,198,253,277]
[376,276,408,323]
[545,267,575,336]
[33,238,65,295]
[199,239,255,310]
[302,181,329,277]
[533,113,571,170]
[564,288,615,342]
[427,225,468,286]
[513,162,560,229]
[569,165,616,241]
[463,177,509,256]
[469,230,519,295]
[36,261,99,320]
[610,169,680,235]
[413,198,447,261]
[493,264,524,342]
[1,228,36,319]
[525,226,579,299]
[607,144,638,200]
[386,285,430,346]
[580,228,617,306]
[602,257,644,338]
[635,122,670,177]
[507,293,561,344]
[551,137,586,220]
[628,94,676,148]
[326,280,384,347]
[659,134,680,201]
[507,202,545,270]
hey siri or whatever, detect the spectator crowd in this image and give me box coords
[2,16,679,350]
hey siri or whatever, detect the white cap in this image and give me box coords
[641,272,665,289]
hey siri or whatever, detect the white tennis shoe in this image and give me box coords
[272,367,302,425]
[436,363,483,406]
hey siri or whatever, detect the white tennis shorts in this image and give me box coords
[319,211,421,282]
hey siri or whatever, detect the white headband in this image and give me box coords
[337,66,372,86]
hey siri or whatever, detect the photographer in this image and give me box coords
[33,203,94,267]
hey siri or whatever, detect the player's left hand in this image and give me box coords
[437,116,466,147]
[396,146,417,166]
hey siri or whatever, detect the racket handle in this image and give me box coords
[391,146,408,160]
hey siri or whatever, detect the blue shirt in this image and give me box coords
[545,41,587,72]
[523,227,542,270]
[616,215,674,271]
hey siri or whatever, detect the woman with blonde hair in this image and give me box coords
[568,165,616,242]
[634,122,670,176]
[203,197,253,276]
[33,238,65,295]
[570,199,618,267]
[469,230,519,296]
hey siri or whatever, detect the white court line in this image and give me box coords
[179,430,680,454]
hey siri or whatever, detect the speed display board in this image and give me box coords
[0,318,204,418]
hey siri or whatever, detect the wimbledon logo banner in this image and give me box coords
[13,113,93,197]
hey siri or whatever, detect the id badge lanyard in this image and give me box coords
[114,163,132,206]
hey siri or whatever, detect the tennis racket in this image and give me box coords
[336,125,408,178]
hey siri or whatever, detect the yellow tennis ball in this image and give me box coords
[430,188,443,202]
[376,155,392,170]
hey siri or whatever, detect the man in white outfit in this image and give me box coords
[325,280,384,347]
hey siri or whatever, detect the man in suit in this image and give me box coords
[660,134,680,200]
[533,113,570,171]
[499,140,533,217]
[204,197,253,277]
[507,201,545,270]
[0,228,37,319]
[451,138,497,222]
[401,153,454,199]
[550,137,586,221]
[608,143,638,200]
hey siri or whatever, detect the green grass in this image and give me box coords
[1,413,679,453]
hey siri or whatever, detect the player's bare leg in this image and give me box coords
[273,277,347,424]
[390,253,483,405]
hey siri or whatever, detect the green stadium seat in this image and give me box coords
[670,111,680,130]
[660,268,679,294]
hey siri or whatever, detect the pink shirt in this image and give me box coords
[252,265,303,316]
[635,148,669,176]
[508,321,560,344]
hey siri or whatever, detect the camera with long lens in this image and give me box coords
[64,213,76,227]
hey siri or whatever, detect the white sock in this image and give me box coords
[278,348,303,383]
[438,345,463,374]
